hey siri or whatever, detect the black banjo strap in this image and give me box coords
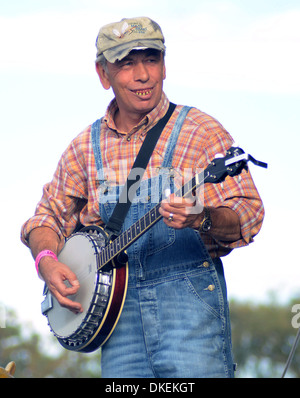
[104,102,176,237]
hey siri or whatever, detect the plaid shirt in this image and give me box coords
[21,92,264,257]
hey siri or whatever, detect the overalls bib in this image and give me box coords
[91,107,234,378]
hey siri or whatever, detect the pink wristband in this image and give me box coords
[35,250,58,274]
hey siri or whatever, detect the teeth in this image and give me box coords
[136,90,152,96]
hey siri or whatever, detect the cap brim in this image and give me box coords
[99,39,166,63]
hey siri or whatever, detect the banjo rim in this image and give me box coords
[44,228,128,353]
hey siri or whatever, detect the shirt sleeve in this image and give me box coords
[204,169,264,249]
[193,111,265,250]
[20,136,88,247]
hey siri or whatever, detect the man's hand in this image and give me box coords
[39,256,83,314]
[159,193,242,242]
[29,227,83,314]
[159,194,201,229]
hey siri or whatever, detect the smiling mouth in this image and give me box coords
[132,88,153,97]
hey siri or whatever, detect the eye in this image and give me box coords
[146,57,158,63]
[123,58,135,66]
[116,59,133,69]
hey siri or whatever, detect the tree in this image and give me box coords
[2,298,300,378]
[230,297,300,378]
[0,309,101,378]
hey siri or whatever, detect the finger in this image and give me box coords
[53,264,80,296]
[164,194,185,206]
[49,267,83,313]
[51,275,76,298]
[63,274,81,295]
[160,198,200,229]
[163,194,195,210]
[159,206,176,223]
[49,275,83,313]
[51,288,83,314]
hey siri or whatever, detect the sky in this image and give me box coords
[0,0,300,336]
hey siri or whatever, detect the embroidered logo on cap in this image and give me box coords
[113,21,148,39]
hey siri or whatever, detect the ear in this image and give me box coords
[95,63,111,90]
[163,63,166,81]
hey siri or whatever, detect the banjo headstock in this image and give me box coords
[204,146,268,184]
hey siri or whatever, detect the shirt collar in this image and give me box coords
[104,92,170,136]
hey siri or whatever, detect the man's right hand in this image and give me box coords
[28,227,84,314]
[39,257,83,314]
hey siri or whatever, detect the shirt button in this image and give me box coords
[203,261,210,268]
[127,136,131,141]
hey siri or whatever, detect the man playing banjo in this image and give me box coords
[21,17,264,378]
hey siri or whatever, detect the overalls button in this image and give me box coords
[207,285,215,292]
[203,261,210,268]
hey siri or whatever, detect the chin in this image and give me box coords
[136,97,161,113]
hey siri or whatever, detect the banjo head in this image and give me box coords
[41,227,128,352]
[46,233,102,338]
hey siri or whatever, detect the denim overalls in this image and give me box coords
[91,107,234,378]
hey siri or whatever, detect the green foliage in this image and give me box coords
[230,296,300,377]
[1,297,300,378]
[0,309,101,378]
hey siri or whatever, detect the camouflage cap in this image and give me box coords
[95,17,166,63]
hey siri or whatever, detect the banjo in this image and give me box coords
[41,146,267,353]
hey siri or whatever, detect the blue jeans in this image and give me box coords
[101,257,234,378]
[98,189,234,378]
[91,114,235,378]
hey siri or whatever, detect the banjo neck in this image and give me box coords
[97,146,267,272]
[98,177,197,272]
[99,201,164,271]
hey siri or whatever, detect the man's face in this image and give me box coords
[97,49,166,118]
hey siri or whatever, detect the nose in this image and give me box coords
[133,61,149,82]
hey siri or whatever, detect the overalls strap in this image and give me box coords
[91,105,193,181]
